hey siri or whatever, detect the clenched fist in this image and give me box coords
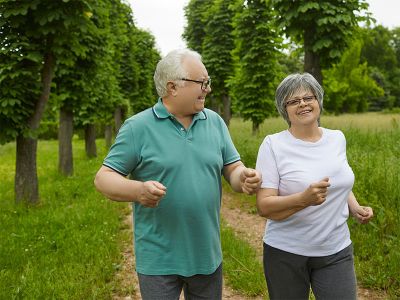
[137,181,167,207]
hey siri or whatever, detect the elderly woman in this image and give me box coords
[256,73,373,300]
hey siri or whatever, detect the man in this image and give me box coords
[94,49,261,299]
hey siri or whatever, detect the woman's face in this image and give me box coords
[285,88,320,128]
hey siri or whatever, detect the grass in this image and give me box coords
[228,111,400,298]
[1,111,399,298]
[221,221,267,297]
[0,139,133,299]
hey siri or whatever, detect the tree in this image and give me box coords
[272,0,370,84]
[360,26,400,108]
[390,27,400,107]
[0,0,96,203]
[230,0,282,134]
[51,0,130,174]
[127,28,160,114]
[323,40,384,113]
[202,0,236,126]
[183,0,214,52]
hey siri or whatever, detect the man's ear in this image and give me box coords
[167,81,178,96]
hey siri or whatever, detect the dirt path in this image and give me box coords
[112,193,387,299]
[220,193,388,300]
[112,205,255,300]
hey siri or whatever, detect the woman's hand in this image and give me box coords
[350,205,374,224]
[301,177,330,206]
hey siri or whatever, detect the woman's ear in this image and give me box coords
[167,81,178,96]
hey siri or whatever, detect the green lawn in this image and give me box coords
[1,112,399,298]
[0,139,132,299]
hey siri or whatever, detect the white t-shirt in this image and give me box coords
[256,128,353,256]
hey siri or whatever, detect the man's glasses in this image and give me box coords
[285,95,316,107]
[180,77,211,91]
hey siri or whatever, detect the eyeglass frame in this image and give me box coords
[180,77,211,90]
[285,95,316,107]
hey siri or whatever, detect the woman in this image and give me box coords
[256,73,373,300]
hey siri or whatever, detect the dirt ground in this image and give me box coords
[112,192,388,299]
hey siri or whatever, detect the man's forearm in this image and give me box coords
[94,166,142,202]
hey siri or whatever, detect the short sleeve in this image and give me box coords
[103,120,140,176]
[256,136,280,189]
[219,116,240,165]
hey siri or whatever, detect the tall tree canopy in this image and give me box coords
[201,0,236,125]
[231,0,282,134]
[272,0,370,84]
[182,0,213,52]
[0,0,160,202]
[0,0,98,202]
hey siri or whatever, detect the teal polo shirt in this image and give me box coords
[103,98,240,276]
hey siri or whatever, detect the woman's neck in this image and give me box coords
[288,124,322,142]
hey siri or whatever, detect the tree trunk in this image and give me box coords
[114,107,122,134]
[209,95,221,114]
[14,51,55,204]
[252,122,260,136]
[222,94,231,127]
[58,106,74,176]
[15,136,39,203]
[304,28,323,85]
[85,124,97,158]
[28,52,55,131]
[105,125,112,149]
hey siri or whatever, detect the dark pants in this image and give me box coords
[263,243,357,300]
[137,264,223,300]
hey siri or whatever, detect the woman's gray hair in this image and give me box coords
[275,73,324,126]
[153,48,202,97]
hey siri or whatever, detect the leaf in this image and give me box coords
[24,52,43,63]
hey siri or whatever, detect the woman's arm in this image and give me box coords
[256,178,330,220]
[348,191,374,224]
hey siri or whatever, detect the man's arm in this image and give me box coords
[222,161,262,195]
[94,166,166,207]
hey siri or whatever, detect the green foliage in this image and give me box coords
[202,0,235,102]
[323,40,384,113]
[127,29,160,114]
[0,0,95,143]
[346,129,400,296]
[183,0,214,52]
[360,26,397,73]
[272,0,371,68]
[0,140,131,299]
[230,0,282,132]
[360,26,400,109]
[221,222,267,297]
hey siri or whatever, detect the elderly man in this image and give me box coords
[94,48,261,299]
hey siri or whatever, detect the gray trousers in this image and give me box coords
[263,243,357,300]
[137,264,222,300]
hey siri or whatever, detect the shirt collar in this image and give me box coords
[152,98,207,121]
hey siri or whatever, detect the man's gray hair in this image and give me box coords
[275,73,324,126]
[154,49,202,97]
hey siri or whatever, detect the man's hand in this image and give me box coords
[240,168,262,195]
[137,181,167,207]
[350,205,374,224]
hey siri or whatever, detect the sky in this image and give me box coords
[127,0,400,56]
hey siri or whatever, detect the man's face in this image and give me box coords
[175,56,211,115]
